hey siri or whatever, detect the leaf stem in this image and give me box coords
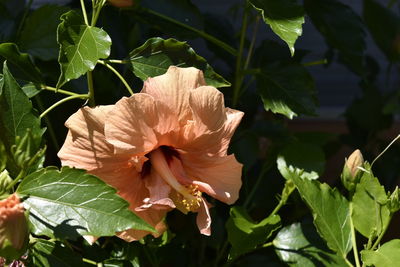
[269,180,295,217]
[34,95,60,151]
[104,59,129,64]
[232,5,249,107]
[80,0,89,25]
[371,213,393,250]
[244,15,260,70]
[41,85,83,97]
[349,203,361,267]
[16,0,33,40]
[142,8,237,56]
[82,258,97,266]
[91,0,106,26]
[371,134,400,168]
[262,242,274,248]
[39,94,89,118]
[345,258,355,267]
[98,60,134,95]
[5,171,24,191]
[303,59,328,67]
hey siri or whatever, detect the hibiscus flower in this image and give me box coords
[58,66,244,241]
[0,194,27,250]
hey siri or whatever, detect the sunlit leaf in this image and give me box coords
[226,206,281,259]
[250,0,304,56]
[361,240,400,267]
[285,165,352,257]
[17,167,154,239]
[128,37,230,88]
[0,61,44,176]
[277,141,325,181]
[56,10,111,88]
[352,168,390,238]
[273,222,348,266]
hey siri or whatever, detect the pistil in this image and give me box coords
[150,148,200,206]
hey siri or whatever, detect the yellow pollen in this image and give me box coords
[174,185,202,212]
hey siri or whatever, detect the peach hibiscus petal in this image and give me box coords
[58,106,114,171]
[183,88,244,156]
[180,153,243,204]
[189,86,226,132]
[197,198,212,236]
[115,171,170,241]
[105,94,158,154]
[0,194,27,250]
[139,170,175,210]
[142,66,206,124]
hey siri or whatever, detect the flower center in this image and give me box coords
[149,148,201,212]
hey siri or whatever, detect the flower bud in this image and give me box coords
[388,187,400,213]
[0,194,28,260]
[341,149,364,192]
[0,170,12,195]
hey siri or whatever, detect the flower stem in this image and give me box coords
[142,8,236,56]
[39,94,89,119]
[98,60,134,95]
[350,203,361,267]
[232,4,249,107]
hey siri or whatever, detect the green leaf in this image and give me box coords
[277,141,325,181]
[18,5,70,61]
[16,167,154,239]
[352,169,390,238]
[28,239,89,267]
[363,0,400,62]
[56,10,111,88]
[304,0,366,75]
[288,170,352,257]
[0,61,44,176]
[249,0,304,56]
[273,222,348,267]
[22,82,41,98]
[226,206,281,259]
[0,43,42,83]
[361,240,400,267]
[128,37,230,88]
[256,62,317,119]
